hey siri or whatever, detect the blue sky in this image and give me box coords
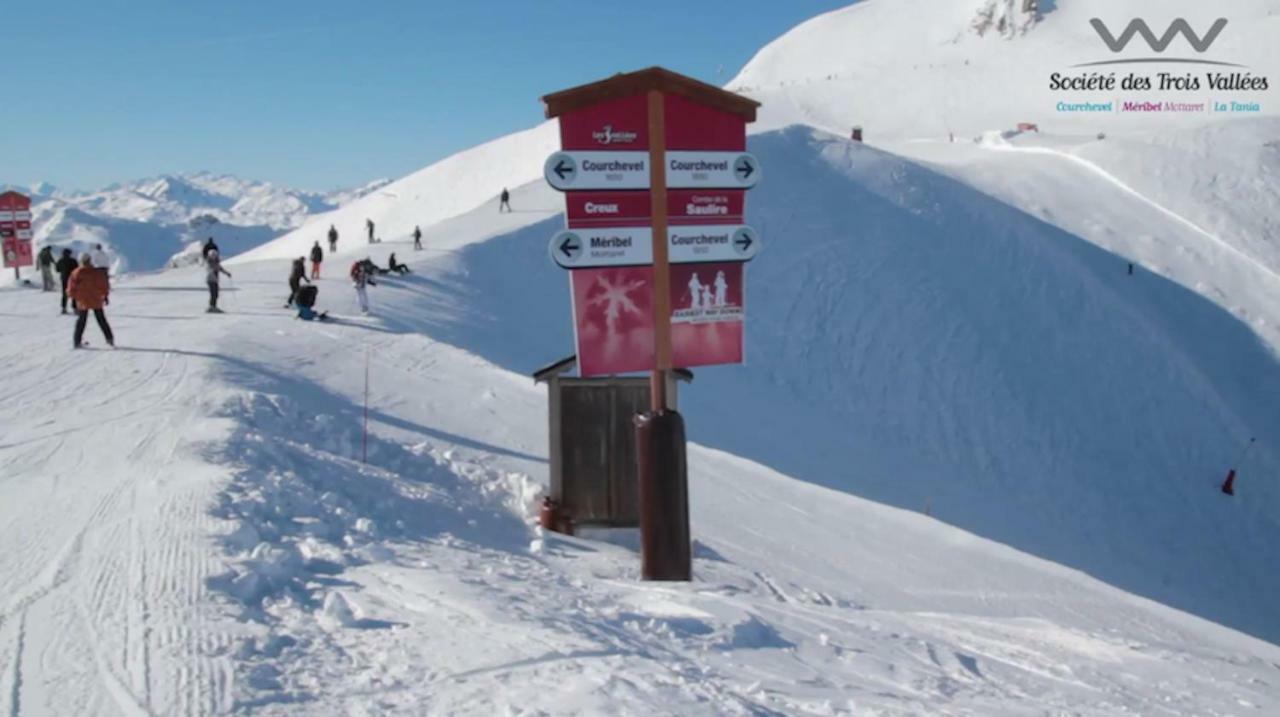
[2,1,850,192]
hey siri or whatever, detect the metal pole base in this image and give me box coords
[635,409,691,581]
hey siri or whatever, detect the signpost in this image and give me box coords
[542,68,760,581]
[0,192,34,280]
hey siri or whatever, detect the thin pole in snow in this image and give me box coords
[1235,437,1258,466]
[362,346,371,464]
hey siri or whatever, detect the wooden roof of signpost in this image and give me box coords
[541,66,759,122]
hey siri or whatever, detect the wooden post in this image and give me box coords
[647,90,672,412]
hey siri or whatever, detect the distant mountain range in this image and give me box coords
[1,172,392,276]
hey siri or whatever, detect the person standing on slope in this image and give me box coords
[366,218,375,244]
[56,248,78,314]
[205,249,231,313]
[201,237,220,262]
[328,224,339,253]
[351,258,377,315]
[499,188,511,213]
[413,225,422,251]
[285,256,310,308]
[67,253,114,349]
[37,245,55,291]
[310,241,324,279]
[90,243,110,275]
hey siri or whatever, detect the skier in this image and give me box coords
[201,237,220,262]
[310,241,324,279]
[413,225,422,251]
[90,243,110,275]
[387,253,410,275]
[56,248,78,314]
[205,249,231,313]
[67,253,114,349]
[285,256,310,307]
[351,258,377,315]
[327,224,339,253]
[366,218,375,244]
[499,188,511,213]
[37,245,55,292]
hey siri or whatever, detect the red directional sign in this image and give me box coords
[565,189,744,228]
[0,191,33,270]
[543,68,760,379]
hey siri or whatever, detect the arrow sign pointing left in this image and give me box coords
[559,233,581,260]
[548,228,653,269]
[544,151,649,191]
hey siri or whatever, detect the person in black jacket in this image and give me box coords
[201,237,219,262]
[285,256,310,308]
[55,248,78,314]
[310,241,324,279]
[413,225,423,250]
[327,224,338,253]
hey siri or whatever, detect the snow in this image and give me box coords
[4,0,1280,713]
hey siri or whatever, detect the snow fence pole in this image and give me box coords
[362,346,371,464]
[1222,437,1257,496]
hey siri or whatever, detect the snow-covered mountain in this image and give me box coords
[4,1,1280,714]
[3,172,392,277]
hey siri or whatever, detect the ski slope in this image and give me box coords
[3,195,1280,712]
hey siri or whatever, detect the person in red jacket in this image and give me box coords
[67,253,114,349]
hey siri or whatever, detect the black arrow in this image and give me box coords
[559,235,580,258]
[554,159,573,181]
[736,159,754,180]
[735,233,753,252]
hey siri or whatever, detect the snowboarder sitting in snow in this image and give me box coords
[205,249,231,313]
[285,256,311,307]
[387,253,410,275]
[293,284,328,321]
[67,253,114,349]
[359,257,388,276]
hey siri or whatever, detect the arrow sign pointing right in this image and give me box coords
[733,227,755,254]
[735,156,755,181]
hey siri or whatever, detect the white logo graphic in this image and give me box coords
[674,269,741,323]
[592,125,639,145]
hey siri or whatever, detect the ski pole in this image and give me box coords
[1235,437,1257,466]
[362,345,371,464]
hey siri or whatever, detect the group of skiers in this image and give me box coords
[324,220,425,251]
[38,215,438,347]
[33,244,115,348]
[33,243,116,348]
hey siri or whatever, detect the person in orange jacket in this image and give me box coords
[67,253,115,349]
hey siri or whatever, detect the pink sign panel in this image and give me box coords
[669,262,745,368]
[2,238,33,268]
[570,266,656,377]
